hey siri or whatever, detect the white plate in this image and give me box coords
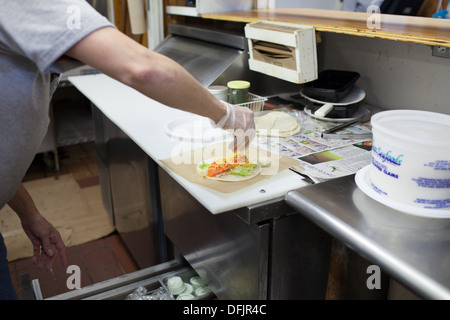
[300,87,366,105]
[165,116,228,142]
[355,165,450,218]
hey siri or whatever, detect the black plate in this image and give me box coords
[302,70,360,103]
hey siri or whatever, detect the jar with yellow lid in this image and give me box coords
[227,80,250,104]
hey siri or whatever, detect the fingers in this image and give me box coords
[38,235,54,270]
[218,104,255,151]
[33,232,67,271]
[53,233,68,267]
[35,247,46,270]
[32,244,40,265]
[34,245,60,270]
[229,128,255,152]
[212,102,257,151]
[230,136,249,152]
[31,242,51,270]
[22,214,67,271]
[45,249,57,271]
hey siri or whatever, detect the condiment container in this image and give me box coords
[370,110,450,210]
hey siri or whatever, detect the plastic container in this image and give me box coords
[302,70,360,102]
[236,93,267,112]
[228,80,251,104]
[369,110,450,210]
[208,85,228,102]
[162,269,214,300]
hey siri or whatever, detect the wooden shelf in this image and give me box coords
[166,5,200,17]
[202,8,450,48]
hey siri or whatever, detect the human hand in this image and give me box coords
[21,215,67,271]
[213,101,255,151]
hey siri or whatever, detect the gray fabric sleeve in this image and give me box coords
[0,0,114,74]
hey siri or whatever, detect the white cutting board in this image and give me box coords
[68,74,309,214]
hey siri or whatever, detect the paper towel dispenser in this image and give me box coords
[245,21,318,84]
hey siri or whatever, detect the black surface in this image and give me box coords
[380,0,424,16]
[302,70,360,103]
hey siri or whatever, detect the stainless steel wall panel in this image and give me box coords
[155,35,243,88]
[270,214,332,299]
[159,168,270,300]
[93,109,165,269]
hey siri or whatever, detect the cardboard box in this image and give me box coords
[245,21,318,84]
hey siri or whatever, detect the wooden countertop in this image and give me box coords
[202,9,450,47]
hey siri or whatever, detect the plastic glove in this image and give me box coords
[213,101,255,151]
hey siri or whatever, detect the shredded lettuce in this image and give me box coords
[199,162,209,169]
[197,162,210,177]
[198,160,258,178]
[229,165,257,176]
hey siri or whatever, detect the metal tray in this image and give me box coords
[46,260,212,300]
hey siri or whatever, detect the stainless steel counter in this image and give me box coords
[159,168,332,300]
[285,175,450,300]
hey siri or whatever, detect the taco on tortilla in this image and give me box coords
[196,153,262,182]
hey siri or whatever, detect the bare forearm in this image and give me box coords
[66,27,254,151]
[127,51,227,122]
[7,184,40,222]
[66,27,227,123]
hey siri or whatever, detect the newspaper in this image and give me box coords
[252,109,373,182]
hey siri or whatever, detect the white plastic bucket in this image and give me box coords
[370,110,450,210]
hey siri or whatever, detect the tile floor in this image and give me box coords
[8,142,140,300]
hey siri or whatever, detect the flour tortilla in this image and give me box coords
[255,111,300,137]
[196,159,262,182]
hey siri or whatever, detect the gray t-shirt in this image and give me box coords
[0,0,113,208]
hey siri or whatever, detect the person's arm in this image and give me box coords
[65,27,254,149]
[7,184,67,271]
[66,27,227,121]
